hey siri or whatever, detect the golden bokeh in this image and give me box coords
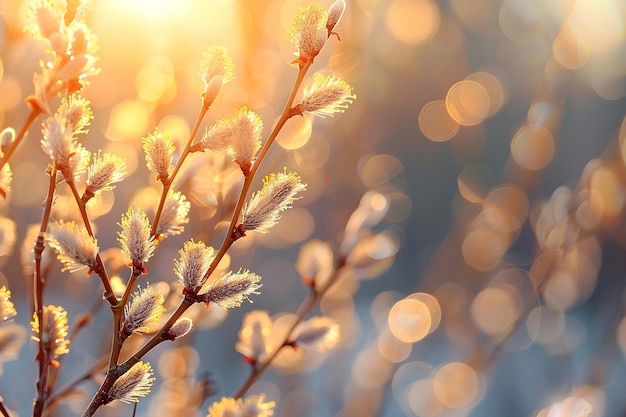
[418,100,460,142]
[106,99,151,142]
[542,270,578,311]
[588,166,625,222]
[471,285,518,336]
[386,0,441,45]
[552,29,590,70]
[11,162,47,207]
[406,292,441,335]
[462,228,508,271]
[135,56,177,104]
[0,0,625,415]
[465,71,505,117]
[157,346,199,380]
[392,361,436,415]
[450,0,497,32]
[536,387,606,417]
[567,0,625,55]
[359,153,404,188]
[432,362,480,408]
[591,72,626,100]
[482,184,528,232]
[85,189,115,218]
[510,124,555,171]
[386,191,412,223]
[157,115,191,148]
[377,327,412,363]
[370,291,402,329]
[352,345,394,390]
[276,115,313,150]
[259,207,315,249]
[408,378,444,417]
[0,76,20,111]
[445,80,491,126]
[291,133,330,171]
[388,298,432,343]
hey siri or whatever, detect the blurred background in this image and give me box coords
[1,0,626,416]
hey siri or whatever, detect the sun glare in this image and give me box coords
[106,0,181,20]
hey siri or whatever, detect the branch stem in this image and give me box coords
[233,256,346,398]
[151,105,210,237]
[33,167,58,417]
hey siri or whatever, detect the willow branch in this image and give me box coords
[46,355,108,410]
[151,105,210,237]
[65,178,117,305]
[0,397,11,417]
[33,167,58,417]
[233,255,346,398]
[0,108,41,172]
[81,53,314,417]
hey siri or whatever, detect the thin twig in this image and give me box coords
[33,167,59,417]
[46,355,108,410]
[65,179,117,305]
[151,105,210,237]
[0,397,11,417]
[0,108,41,172]
[233,255,346,398]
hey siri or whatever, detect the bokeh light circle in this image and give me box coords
[276,115,312,150]
[471,285,518,336]
[462,228,507,271]
[406,292,441,335]
[378,328,412,363]
[483,185,529,232]
[386,0,441,44]
[419,100,460,142]
[106,99,150,141]
[511,124,555,171]
[388,298,432,343]
[445,80,491,126]
[466,71,506,116]
[433,362,479,408]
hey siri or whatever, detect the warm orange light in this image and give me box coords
[276,115,313,150]
[419,100,460,142]
[446,80,491,126]
[433,362,479,408]
[106,99,151,142]
[462,228,508,271]
[483,185,529,232]
[406,293,441,335]
[510,124,555,171]
[553,29,589,70]
[386,0,441,44]
[466,71,505,117]
[378,328,412,363]
[567,0,625,55]
[107,0,182,21]
[471,285,518,336]
[359,154,405,188]
[388,299,432,343]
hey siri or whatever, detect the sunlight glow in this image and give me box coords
[107,0,182,21]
